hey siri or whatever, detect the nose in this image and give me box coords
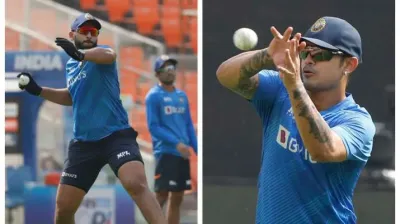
[303,53,315,65]
[86,32,92,38]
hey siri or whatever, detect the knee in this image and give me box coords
[122,174,148,197]
[156,191,169,204]
[169,192,184,207]
[55,197,77,217]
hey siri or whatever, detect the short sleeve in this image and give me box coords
[332,115,376,162]
[250,70,284,115]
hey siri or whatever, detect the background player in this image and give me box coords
[145,55,198,224]
[17,13,166,224]
[216,17,375,223]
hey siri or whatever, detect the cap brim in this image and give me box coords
[166,59,178,65]
[300,37,339,51]
[79,19,102,30]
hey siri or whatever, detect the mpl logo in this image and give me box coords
[276,125,316,163]
[164,106,185,115]
[117,151,131,159]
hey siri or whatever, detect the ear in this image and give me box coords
[69,31,74,41]
[344,57,358,74]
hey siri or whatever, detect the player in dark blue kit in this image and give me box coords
[17,13,166,224]
[145,55,197,224]
[217,17,375,223]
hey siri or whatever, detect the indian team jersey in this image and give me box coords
[251,70,375,224]
[145,85,197,158]
[66,45,130,141]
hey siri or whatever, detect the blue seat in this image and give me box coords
[6,166,33,224]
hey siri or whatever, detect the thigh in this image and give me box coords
[60,140,106,193]
[154,154,188,192]
[105,128,144,176]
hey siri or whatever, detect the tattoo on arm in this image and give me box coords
[292,88,330,143]
[234,49,275,98]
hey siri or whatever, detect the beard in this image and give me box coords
[302,72,342,93]
[74,37,97,49]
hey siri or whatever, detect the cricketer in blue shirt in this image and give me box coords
[145,55,197,223]
[216,17,375,224]
[146,56,198,159]
[17,13,166,224]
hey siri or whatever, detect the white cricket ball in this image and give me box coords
[19,75,30,85]
[233,28,258,51]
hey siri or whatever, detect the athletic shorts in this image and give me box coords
[154,153,191,192]
[60,127,143,192]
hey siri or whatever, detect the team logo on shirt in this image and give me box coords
[164,106,185,115]
[276,125,317,163]
[179,97,184,103]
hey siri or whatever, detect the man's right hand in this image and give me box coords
[17,72,42,96]
[267,27,303,68]
[176,143,191,159]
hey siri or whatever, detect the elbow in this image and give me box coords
[308,146,342,163]
[105,49,116,64]
[216,61,231,88]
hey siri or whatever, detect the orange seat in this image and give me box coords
[105,0,131,22]
[80,0,97,10]
[161,18,182,48]
[120,46,144,68]
[133,6,160,35]
[189,17,197,53]
[182,0,197,9]
[164,0,180,7]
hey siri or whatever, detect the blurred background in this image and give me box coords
[5,0,197,223]
[203,0,394,223]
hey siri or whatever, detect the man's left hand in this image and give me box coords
[276,36,307,90]
[55,37,85,61]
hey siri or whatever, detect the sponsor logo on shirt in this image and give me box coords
[164,106,185,115]
[276,125,317,163]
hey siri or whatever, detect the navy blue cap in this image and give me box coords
[154,55,178,72]
[301,17,362,62]
[71,13,101,31]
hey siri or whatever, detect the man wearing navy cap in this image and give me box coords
[216,16,375,223]
[17,13,166,224]
[145,55,197,224]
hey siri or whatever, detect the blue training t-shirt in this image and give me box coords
[251,70,375,224]
[145,85,197,158]
[66,45,130,141]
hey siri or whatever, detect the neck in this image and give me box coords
[308,87,346,111]
[160,83,175,92]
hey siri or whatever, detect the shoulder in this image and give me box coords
[97,45,113,50]
[331,100,376,137]
[145,85,162,101]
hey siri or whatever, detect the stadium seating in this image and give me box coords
[5,0,198,193]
